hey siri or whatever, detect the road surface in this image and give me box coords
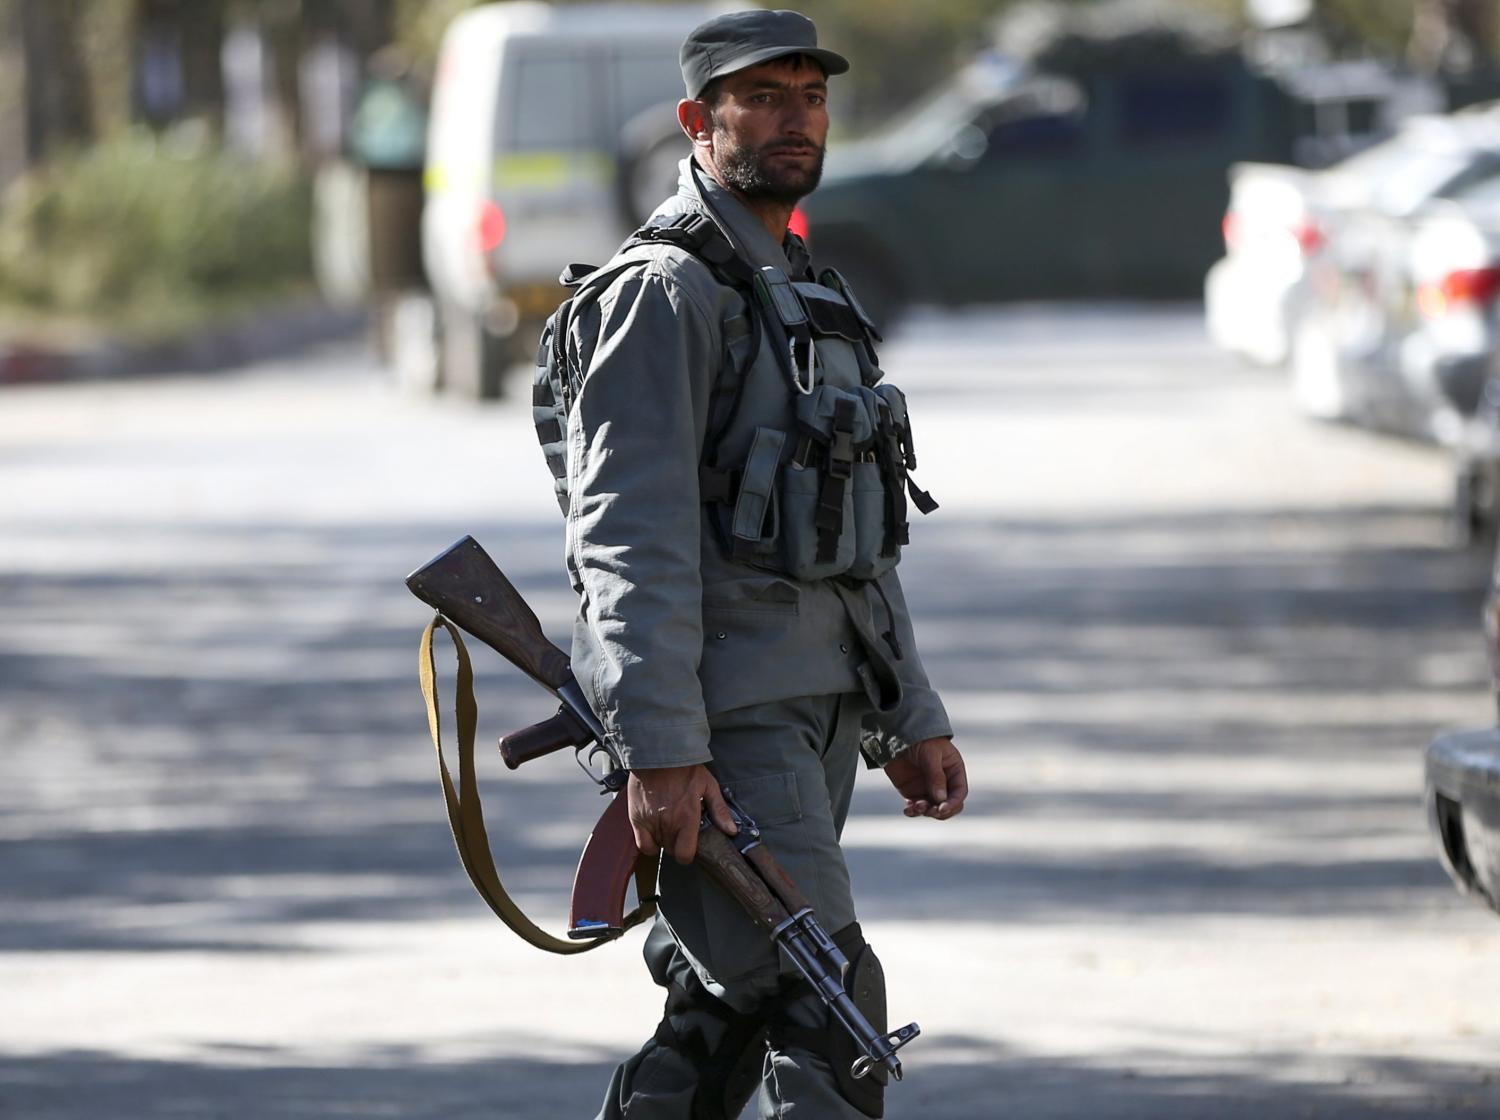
[2,306,1497,1118]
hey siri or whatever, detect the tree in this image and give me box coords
[18,0,95,159]
[0,1,24,187]
[1410,0,1496,73]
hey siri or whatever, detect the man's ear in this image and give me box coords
[677,99,712,145]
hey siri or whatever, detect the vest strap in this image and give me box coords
[732,429,786,544]
[754,266,816,394]
[633,212,758,288]
[558,262,598,287]
[907,478,939,516]
[814,397,858,564]
[875,424,906,560]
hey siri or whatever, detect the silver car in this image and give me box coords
[1204,161,1321,367]
[1288,107,1500,427]
[1427,552,1500,916]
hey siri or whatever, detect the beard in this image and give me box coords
[714,129,825,205]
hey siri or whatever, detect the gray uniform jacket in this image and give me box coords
[564,158,951,772]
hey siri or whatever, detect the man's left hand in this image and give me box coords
[884,737,967,820]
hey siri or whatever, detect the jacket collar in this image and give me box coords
[663,156,813,279]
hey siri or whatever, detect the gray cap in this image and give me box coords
[680,10,849,100]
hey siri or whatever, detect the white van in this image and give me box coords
[420,1,736,397]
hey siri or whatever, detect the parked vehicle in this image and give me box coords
[1426,554,1500,918]
[1258,107,1500,537]
[1201,56,1431,367]
[801,46,1294,325]
[1207,110,1499,376]
[420,1,732,398]
[799,11,1419,329]
[1204,162,1321,367]
[1414,174,1500,539]
[1288,106,1500,429]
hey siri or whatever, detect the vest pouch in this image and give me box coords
[846,386,905,582]
[730,428,785,563]
[781,461,854,580]
[794,384,876,446]
[872,384,912,461]
[797,283,869,345]
[846,460,899,582]
[780,386,873,581]
[873,382,938,518]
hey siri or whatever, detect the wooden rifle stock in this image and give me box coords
[407,536,571,692]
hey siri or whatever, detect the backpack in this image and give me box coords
[531,211,762,517]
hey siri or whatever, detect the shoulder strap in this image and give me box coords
[623,213,771,477]
[632,214,811,399]
[549,256,646,401]
[418,615,657,954]
[575,213,775,516]
[628,211,758,290]
[535,254,664,515]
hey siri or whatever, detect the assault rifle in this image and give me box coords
[407,535,919,1083]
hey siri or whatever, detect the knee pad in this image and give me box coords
[768,922,888,1119]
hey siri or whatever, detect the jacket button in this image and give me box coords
[839,643,849,653]
[716,632,728,640]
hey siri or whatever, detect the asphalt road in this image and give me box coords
[3,305,1499,1119]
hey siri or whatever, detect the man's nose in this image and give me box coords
[780,100,814,135]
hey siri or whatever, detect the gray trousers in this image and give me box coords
[595,692,875,1120]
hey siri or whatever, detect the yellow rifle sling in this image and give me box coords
[418,614,656,954]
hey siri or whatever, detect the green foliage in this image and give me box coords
[796,0,1007,125]
[1321,0,1416,56]
[0,130,311,336]
[391,0,484,64]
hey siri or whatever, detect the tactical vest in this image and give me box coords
[533,211,936,587]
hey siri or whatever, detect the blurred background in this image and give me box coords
[5,0,1500,380]
[11,1,1500,1117]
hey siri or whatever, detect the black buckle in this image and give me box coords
[828,398,857,479]
[699,467,740,505]
[829,431,854,479]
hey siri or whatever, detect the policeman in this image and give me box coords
[562,10,969,1118]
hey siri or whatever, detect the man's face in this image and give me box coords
[706,57,829,205]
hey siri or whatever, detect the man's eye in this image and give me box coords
[808,94,825,107]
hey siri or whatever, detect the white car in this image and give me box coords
[1427,548,1500,913]
[1287,107,1500,423]
[420,1,735,397]
[1204,161,1321,367]
[1405,175,1500,535]
[1206,108,1500,376]
[1401,182,1500,442]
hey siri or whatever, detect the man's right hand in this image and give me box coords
[627,763,738,864]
